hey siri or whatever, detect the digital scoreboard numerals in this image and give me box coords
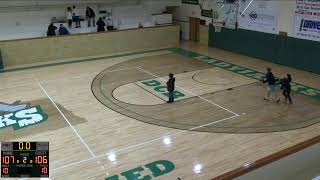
[1,142,49,178]
[18,142,31,150]
[41,167,48,174]
[35,155,48,164]
[2,156,15,164]
[2,167,9,175]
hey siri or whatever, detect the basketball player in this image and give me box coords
[279,74,293,104]
[166,73,175,103]
[262,67,280,103]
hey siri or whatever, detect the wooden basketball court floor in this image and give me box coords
[1,42,320,179]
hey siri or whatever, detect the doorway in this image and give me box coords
[189,17,200,41]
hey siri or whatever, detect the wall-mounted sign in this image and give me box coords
[238,0,278,34]
[293,0,320,42]
[201,9,213,18]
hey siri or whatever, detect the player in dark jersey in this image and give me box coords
[262,67,280,103]
[279,74,292,104]
[166,73,175,103]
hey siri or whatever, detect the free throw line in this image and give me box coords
[137,67,239,116]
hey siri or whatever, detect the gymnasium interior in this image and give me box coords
[0,0,319,179]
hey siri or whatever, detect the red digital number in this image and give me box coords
[35,156,48,164]
[2,167,9,174]
[41,167,48,174]
[1,156,14,164]
[2,156,9,164]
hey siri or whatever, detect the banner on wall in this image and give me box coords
[238,0,278,34]
[212,0,238,29]
[200,0,214,18]
[182,0,199,5]
[201,9,213,18]
[293,0,320,42]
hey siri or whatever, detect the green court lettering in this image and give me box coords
[120,167,151,180]
[145,160,175,177]
[0,113,15,128]
[228,65,244,71]
[105,175,119,180]
[301,89,320,97]
[238,69,255,74]
[194,56,209,61]
[163,91,185,98]
[105,160,176,180]
[142,80,161,87]
[245,72,265,80]
[207,59,220,64]
[291,83,306,92]
[215,62,231,68]
[15,106,47,129]
[141,79,185,100]
[154,86,167,93]
[0,105,48,130]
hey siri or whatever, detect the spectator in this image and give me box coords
[86,6,95,27]
[59,24,70,35]
[47,23,57,36]
[106,17,113,31]
[96,17,106,32]
[66,7,73,29]
[73,6,81,28]
[138,22,143,28]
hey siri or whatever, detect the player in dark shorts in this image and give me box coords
[166,73,175,103]
[279,74,292,104]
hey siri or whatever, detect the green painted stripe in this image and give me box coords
[170,48,320,101]
[0,48,172,74]
[0,49,4,70]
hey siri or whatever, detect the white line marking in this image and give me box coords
[36,79,96,158]
[134,82,167,102]
[48,66,241,174]
[137,67,239,116]
[100,66,143,73]
[99,114,239,156]
[50,114,239,173]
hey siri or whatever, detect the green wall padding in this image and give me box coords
[208,24,320,74]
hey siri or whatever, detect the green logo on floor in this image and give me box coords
[106,160,175,180]
[141,79,185,99]
[0,104,48,130]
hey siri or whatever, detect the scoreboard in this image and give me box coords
[1,142,49,178]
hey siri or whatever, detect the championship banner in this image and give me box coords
[201,9,213,18]
[182,0,199,5]
[293,0,320,42]
[200,0,214,18]
[238,0,278,34]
